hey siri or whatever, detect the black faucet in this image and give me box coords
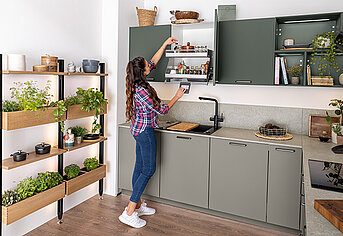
[199,97,223,130]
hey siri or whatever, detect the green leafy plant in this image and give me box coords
[326,99,343,136]
[51,100,67,133]
[311,32,340,76]
[64,164,81,179]
[76,88,108,133]
[34,171,63,193]
[287,64,303,77]
[64,95,82,107]
[83,157,99,171]
[10,80,53,112]
[70,126,88,137]
[2,190,21,206]
[2,100,20,112]
[16,177,36,200]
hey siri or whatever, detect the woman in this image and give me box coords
[119,37,186,228]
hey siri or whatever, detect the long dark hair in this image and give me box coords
[126,57,161,121]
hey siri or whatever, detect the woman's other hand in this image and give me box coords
[175,87,186,99]
[164,37,178,46]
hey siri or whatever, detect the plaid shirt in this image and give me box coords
[130,60,169,136]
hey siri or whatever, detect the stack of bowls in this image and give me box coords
[82,59,99,73]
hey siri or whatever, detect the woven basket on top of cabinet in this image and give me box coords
[136,6,157,26]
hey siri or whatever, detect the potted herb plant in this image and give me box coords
[83,157,99,171]
[311,32,340,76]
[287,64,302,85]
[326,99,343,144]
[69,126,88,144]
[64,164,81,179]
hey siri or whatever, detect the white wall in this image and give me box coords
[1,1,105,235]
[144,0,343,109]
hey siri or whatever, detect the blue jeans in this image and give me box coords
[130,127,156,203]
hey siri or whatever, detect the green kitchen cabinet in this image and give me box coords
[129,25,171,82]
[209,138,268,221]
[267,145,302,230]
[118,127,160,197]
[216,18,276,85]
[160,132,209,208]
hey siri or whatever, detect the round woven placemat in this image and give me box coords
[255,132,293,141]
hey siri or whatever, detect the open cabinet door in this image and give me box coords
[213,9,219,86]
[129,25,171,82]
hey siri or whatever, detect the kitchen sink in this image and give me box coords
[187,124,220,135]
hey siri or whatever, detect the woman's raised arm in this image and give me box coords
[151,37,178,65]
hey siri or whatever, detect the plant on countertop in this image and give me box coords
[287,64,303,77]
[2,190,21,207]
[76,88,108,133]
[2,100,20,112]
[70,125,88,138]
[83,157,99,171]
[16,177,36,200]
[64,164,81,179]
[34,171,63,193]
[311,32,340,76]
[326,99,343,136]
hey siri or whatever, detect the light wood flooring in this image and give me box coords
[26,194,294,236]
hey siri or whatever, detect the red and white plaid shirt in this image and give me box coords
[130,60,169,136]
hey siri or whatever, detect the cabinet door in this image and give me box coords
[267,146,302,229]
[217,18,276,85]
[160,133,209,208]
[129,25,171,82]
[118,127,160,197]
[210,138,268,221]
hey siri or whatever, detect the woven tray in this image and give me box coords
[171,19,204,24]
[255,132,293,141]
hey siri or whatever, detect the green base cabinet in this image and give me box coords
[209,138,268,221]
[160,133,209,208]
[129,25,171,82]
[118,127,160,197]
[267,145,302,230]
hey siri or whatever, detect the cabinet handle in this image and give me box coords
[176,136,192,140]
[275,148,295,153]
[229,142,247,147]
[235,80,252,84]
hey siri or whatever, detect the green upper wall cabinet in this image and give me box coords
[215,18,276,85]
[129,25,171,82]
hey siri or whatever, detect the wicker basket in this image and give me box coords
[259,126,287,136]
[136,6,157,26]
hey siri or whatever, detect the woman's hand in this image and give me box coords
[175,87,186,99]
[164,37,178,46]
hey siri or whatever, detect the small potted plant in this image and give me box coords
[326,99,343,144]
[70,126,88,144]
[64,164,81,179]
[287,64,302,85]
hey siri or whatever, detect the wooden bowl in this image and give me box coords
[33,65,48,72]
[175,11,199,20]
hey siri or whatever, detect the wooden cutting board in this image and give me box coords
[167,122,199,132]
[309,115,340,137]
[314,200,343,233]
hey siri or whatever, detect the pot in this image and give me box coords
[35,142,51,155]
[175,11,199,20]
[75,136,82,145]
[291,77,300,85]
[83,134,100,140]
[11,150,29,162]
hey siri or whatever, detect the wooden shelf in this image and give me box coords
[2,148,66,170]
[3,71,108,76]
[63,136,107,151]
[2,182,65,225]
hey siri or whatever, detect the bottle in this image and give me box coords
[64,129,75,147]
[201,65,206,75]
[185,66,189,74]
[197,66,202,75]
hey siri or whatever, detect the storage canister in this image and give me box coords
[7,54,26,71]
[41,55,58,72]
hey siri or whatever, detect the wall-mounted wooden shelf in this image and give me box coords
[63,136,107,152]
[3,71,108,76]
[2,148,66,170]
[2,182,65,225]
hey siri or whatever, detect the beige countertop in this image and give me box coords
[118,122,343,235]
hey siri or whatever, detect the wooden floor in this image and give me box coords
[26,194,294,236]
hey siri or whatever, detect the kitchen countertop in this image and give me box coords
[118,122,343,235]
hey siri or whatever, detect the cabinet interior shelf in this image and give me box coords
[2,138,107,170]
[3,71,108,76]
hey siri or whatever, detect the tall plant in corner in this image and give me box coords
[76,88,108,133]
[326,99,343,137]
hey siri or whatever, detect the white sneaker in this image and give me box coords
[119,207,146,228]
[135,201,156,216]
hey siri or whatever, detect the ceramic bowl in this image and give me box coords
[82,59,99,66]
[83,65,99,73]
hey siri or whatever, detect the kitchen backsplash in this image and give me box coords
[160,101,335,135]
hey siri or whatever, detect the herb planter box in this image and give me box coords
[2,107,67,131]
[66,104,107,120]
[2,182,65,225]
[64,164,106,195]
